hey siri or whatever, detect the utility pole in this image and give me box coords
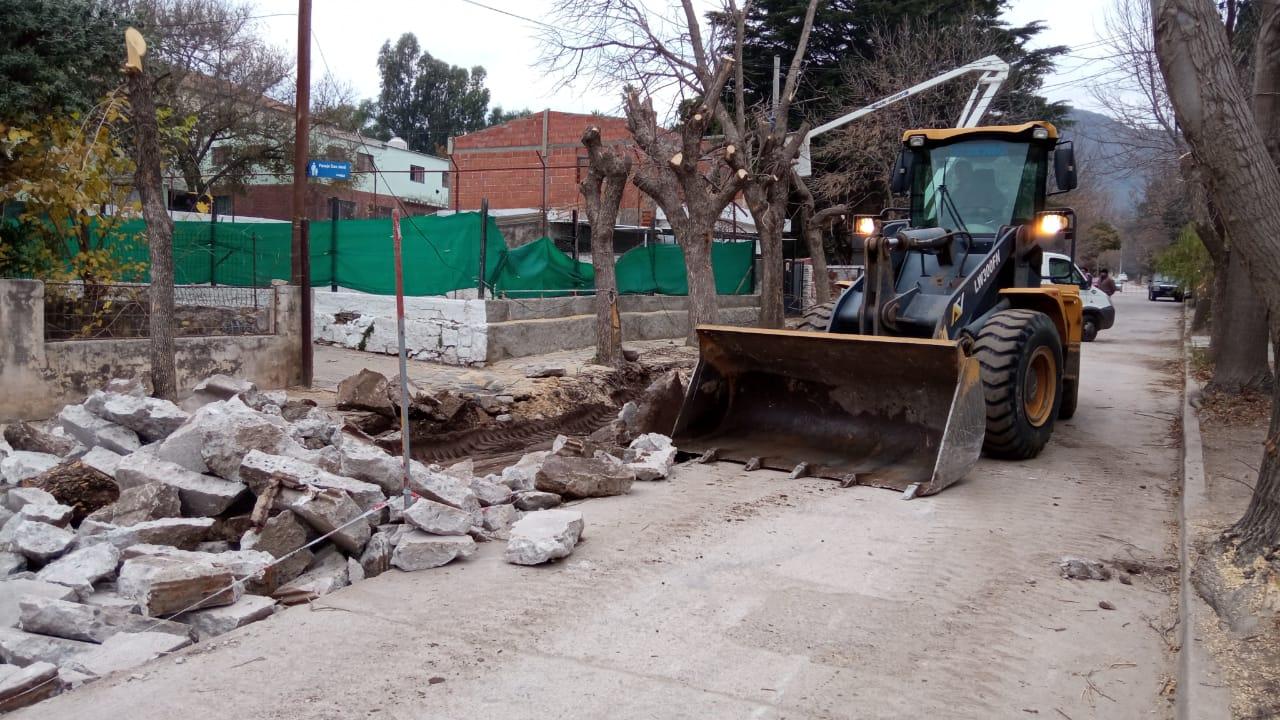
[291,0,313,387]
[771,54,781,130]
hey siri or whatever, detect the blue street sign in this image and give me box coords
[306,160,351,179]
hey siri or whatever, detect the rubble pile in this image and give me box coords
[0,371,682,711]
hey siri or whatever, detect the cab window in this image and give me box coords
[1047,257,1081,285]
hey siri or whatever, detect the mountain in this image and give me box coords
[1059,108,1151,217]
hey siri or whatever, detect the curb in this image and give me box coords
[1176,308,1231,720]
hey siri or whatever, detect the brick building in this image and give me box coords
[448,111,654,226]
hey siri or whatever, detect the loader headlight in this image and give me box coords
[1036,213,1068,236]
[907,135,925,148]
[1032,127,1050,140]
[855,216,878,237]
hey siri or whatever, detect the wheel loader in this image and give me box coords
[672,122,1083,497]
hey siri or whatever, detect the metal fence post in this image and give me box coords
[330,197,339,292]
[478,198,489,299]
[209,203,218,287]
[251,232,259,310]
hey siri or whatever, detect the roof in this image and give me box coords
[901,122,1059,142]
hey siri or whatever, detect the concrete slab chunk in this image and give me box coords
[0,579,78,628]
[358,532,393,579]
[0,626,95,666]
[1,452,60,486]
[391,532,477,571]
[240,510,312,586]
[403,499,472,536]
[176,595,275,640]
[18,503,73,527]
[84,392,189,443]
[36,542,121,594]
[240,450,385,514]
[336,438,402,495]
[116,556,238,617]
[115,453,245,517]
[84,483,182,527]
[57,404,141,456]
[0,661,61,711]
[4,488,56,512]
[408,462,480,512]
[272,549,348,605]
[11,520,74,563]
[67,631,192,677]
[80,517,213,551]
[18,596,191,643]
[121,545,276,595]
[535,454,634,499]
[513,491,562,511]
[78,446,124,479]
[505,510,584,565]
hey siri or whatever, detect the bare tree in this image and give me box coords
[541,0,749,335]
[1104,0,1269,392]
[580,126,633,367]
[1153,0,1280,558]
[124,33,177,401]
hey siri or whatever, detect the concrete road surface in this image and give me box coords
[24,292,1184,720]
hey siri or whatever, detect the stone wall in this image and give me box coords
[0,279,302,421]
[313,292,487,366]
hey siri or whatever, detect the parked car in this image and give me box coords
[1042,252,1115,342]
[1148,273,1185,302]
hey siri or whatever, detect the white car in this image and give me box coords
[1041,252,1115,342]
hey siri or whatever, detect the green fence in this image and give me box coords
[29,213,756,298]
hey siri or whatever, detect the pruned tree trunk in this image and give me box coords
[579,126,632,367]
[1154,0,1280,558]
[126,66,177,402]
[792,171,845,308]
[1210,248,1271,391]
[682,227,719,334]
[745,180,787,327]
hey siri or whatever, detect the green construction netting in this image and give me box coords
[615,241,756,295]
[43,213,755,297]
[487,236,594,298]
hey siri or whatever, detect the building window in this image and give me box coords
[357,152,374,173]
[213,195,233,216]
[410,165,425,183]
[211,146,230,168]
[441,170,450,187]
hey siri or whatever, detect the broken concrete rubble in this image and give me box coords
[276,488,370,556]
[84,483,182,527]
[504,510,584,565]
[513,491,562,511]
[81,517,214,551]
[121,545,276,595]
[117,555,238,616]
[390,532,476,571]
[0,661,61,711]
[525,366,567,378]
[67,631,192,677]
[115,453,245,517]
[272,547,349,605]
[18,596,192,644]
[481,505,519,536]
[239,450,384,515]
[183,374,256,411]
[1059,557,1112,581]
[471,477,514,507]
[57,404,141,456]
[4,487,57,512]
[77,447,123,479]
[358,532,393,579]
[335,437,403,495]
[240,510,312,587]
[175,595,275,640]
[0,579,78,628]
[0,626,95,667]
[0,553,25,577]
[408,462,480,512]
[626,433,678,481]
[35,543,121,594]
[1,452,61,485]
[11,520,75,563]
[84,391,189,442]
[402,499,473,536]
[336,368,396,417]
[535,454,635,499]
[18,503,73,527]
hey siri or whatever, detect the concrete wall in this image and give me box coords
[311,291,761,366]
[0,279,302,421]
[313,292,487,367]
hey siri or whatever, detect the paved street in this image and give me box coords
[23,291,1185,720]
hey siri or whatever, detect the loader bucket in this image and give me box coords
[672,325,986,496]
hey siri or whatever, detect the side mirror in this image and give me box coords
[1079,276,1091,291]
[889,150,915,195]
[1054,142,1077,192]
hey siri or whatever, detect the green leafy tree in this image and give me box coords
[373,34,492,153]
[1080,221,1123,269]
[487,106,533,126]
[1155,223,1212,296]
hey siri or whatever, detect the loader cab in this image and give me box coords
[896,122,1067,239]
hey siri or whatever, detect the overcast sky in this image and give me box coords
[253,0,1121,119]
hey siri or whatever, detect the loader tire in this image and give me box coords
[797,301,836,332]
[1058,376,1079,420]
[975,309,1063,459]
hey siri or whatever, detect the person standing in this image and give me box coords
[1098,269,1117,296]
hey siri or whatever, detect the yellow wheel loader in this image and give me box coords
[672,122,1084,497]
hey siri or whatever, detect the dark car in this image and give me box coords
[1148,273,1185,302]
